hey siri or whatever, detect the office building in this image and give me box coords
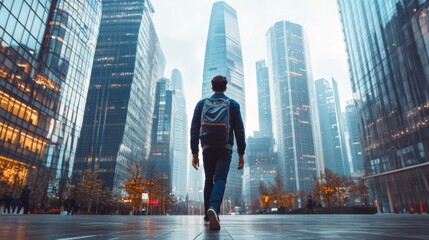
[148,78,175,190]
[256,60,273,138]
[73,0,165,193]
[170,69,189,198]
[266,20,316,193]
[315,78,349,176]
[345,101,363,174]
[0,0,101,195]
[338,0,429,213]
[202,1,246,209]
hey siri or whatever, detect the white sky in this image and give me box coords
[152,0,351,136]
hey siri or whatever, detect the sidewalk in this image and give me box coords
[0,214,428,239]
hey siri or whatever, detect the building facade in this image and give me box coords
[243,136,278,213]
[202,1,246,208]
[0,0,101,198]
[170,69,189,198]
[345,101,364,174]
[73,0,165,193]
[148,78,175,187]
[255,60,273,138]
[338,0,429,213]
[315,78,349,176]
[266,20,316,193]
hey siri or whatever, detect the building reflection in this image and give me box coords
[338,0,429,213]
[0,0,101,209]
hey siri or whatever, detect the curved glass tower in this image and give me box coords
[202,1,245,209]
[73,0,165,193]
[0,0,101,198]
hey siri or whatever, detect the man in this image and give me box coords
[18,185,31,214]
[307,195,314,214]
[190,75,246,230]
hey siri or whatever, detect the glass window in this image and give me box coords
[5,16,17,36]
[10,1,23,17]
[18,2,31,25]
[13,22,24,43]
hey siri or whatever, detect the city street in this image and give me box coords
[0,214,428,239]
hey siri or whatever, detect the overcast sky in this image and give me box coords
[152,0,351,136]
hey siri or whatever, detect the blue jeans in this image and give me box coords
[203,148,232,217]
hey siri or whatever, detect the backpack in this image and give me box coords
[200,98,231,146]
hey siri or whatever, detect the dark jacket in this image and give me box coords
[190,93,246,155]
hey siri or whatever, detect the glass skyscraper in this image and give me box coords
[256,60,273,138]
[202,1,245,208]
[73,0,165,193]
[148,78,175,186]
[170,69,189,198]
[315,78,349,176]
[345,101,364,174]
[338,0,429,213]
[266,21,316,193]
[0,0,101,199]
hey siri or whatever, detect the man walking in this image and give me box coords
[190,75,246,230]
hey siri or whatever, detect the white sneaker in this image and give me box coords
[207,208,220,230]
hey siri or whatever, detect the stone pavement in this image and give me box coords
[0,214,428,239]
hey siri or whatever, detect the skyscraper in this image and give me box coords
[170,69,189,198]
[243,136,278,213]
[315,78,349,176]
[202,1,245,208]
[73,0,165,193]
[345,101,363,174]
[256,60,273,138]
[0,0,101,196]
[332,79,351,176]
[266,21,316,193]
[338,0,429,213]
[148,78,175,185]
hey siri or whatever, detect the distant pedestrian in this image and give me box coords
[18,185,31,214]
[12,196,21,214]
[67,198,76,215]
[307,195,314,214]
[2,190,13,214]
[190,75,246,231]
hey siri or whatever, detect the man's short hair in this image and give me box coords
[211,75,227,92]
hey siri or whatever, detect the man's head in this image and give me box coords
[211,75,227,93]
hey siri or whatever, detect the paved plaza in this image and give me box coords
[0,214,428,239]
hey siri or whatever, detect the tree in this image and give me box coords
[258,173,298,212]
[259,180,270,212]
[123,162,147,214]
[269,173,288,208]
[349,178,369,206]
[148,173,171,215]
[49,175,71,210]
[313,168,357,207]
[76,166,102,213]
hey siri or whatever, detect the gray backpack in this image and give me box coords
[200,98,230,146]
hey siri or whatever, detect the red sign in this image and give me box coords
[149,200,159,206]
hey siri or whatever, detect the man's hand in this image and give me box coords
[238,154,244,170]
[192,154,199,170]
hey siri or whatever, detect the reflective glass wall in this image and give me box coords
[338,0,429,213]
[73,0,165,193]
[202,1,246,208]
[170,69,189,198]
[266,21,316,193]
[0,0,101,203]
